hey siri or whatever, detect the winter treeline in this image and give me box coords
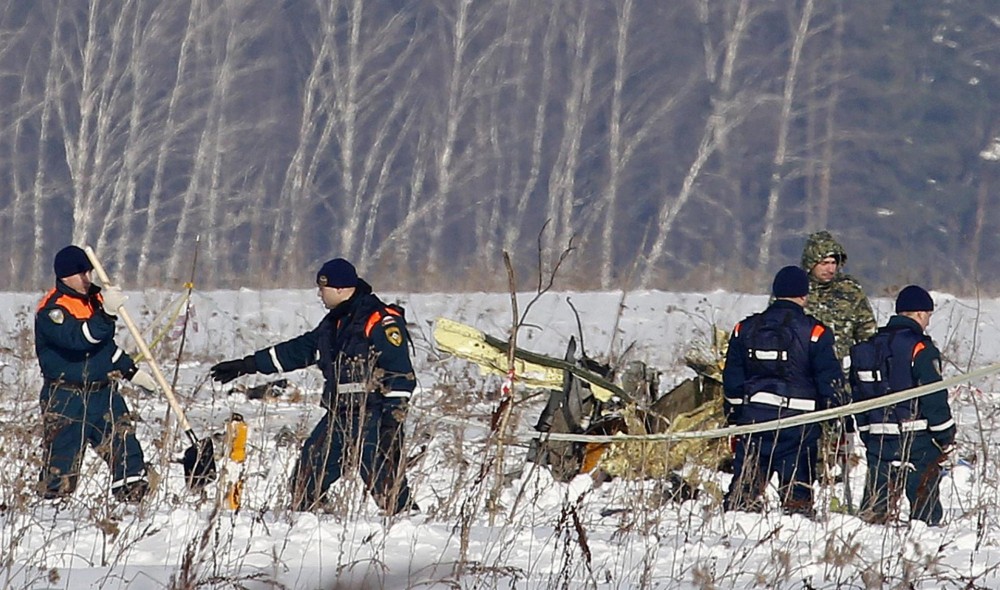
[0,0,996,293]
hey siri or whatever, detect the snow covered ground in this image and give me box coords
[2,287,1000,589]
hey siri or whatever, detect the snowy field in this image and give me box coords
[2,287,1000,589]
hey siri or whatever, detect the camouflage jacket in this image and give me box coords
[801,231,877,360]
[805,276,876,360]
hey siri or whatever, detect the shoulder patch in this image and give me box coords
[48,309,65,325]
[385,325,403,347]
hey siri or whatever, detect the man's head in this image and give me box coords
[801,230,847,284]
[810,254,843,283]
[895,285,934,330]
[772,265,810,306]
[53,245,93,295]
[316,258,358,309]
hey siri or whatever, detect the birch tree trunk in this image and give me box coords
[641,0,757,287]
[544,1,595,258]
[816,1,845,231]
[138,0,200,282]
[758,0,814,272]
[503,1,558,256]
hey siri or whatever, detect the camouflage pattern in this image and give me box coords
[801,231,877,361]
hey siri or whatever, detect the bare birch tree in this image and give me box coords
[544,1,597,260]
[274,0,420,277]
[590,0,694,288]
[814,1,844,231]
[501,1,559,257]
[137,1,202,281]
[640,0,762,287]
[757,0,815,272]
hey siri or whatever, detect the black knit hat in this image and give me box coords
[53,245,93,279]
[772,265,810,298]
[895,285,934,313]
[316,258,358,288]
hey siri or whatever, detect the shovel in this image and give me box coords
[84,246,217,491]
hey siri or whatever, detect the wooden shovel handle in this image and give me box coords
[84,246,197,436]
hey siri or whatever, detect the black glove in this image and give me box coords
[210,356,256,384]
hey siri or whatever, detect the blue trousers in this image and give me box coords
[860,434,944,525]
[905,435,945,525]
[39,382,146,497]
[724,426,819,514]
[859,434,905,521]
[291,396,412,514]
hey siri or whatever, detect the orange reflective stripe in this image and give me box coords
[364,312,382,338]
[364,307,403,338]
[733,322,742,337]
[810,324,825,342]
[912,341,926,361]
[36,289,94,319]
[36,288,57,312]
[56,294,94,319]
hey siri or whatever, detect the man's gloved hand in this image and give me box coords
[210,356,257,384]
[130,369,158,392]
[837,431,856,458]
[932,438,956,463]
[100,284,128,315]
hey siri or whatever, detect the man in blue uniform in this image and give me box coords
[722,266,843,517]
[35,245,157,502]
[851,285,955,525]
[210,258,418,515]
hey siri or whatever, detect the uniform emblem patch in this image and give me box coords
[48,309,65,324]
[385,326,403,347]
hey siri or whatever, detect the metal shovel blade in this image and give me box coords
[183,437,217,491]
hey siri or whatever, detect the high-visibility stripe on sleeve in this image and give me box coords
[364,312,382,338]
[929,418,955,432]
[82,322,100,344]
[111,347,123,363]
[384,390,412,399]
[364,307,404,338]
[912,341,926,361]
[268,347,284,373]
[733,322,742,337]
[810,324,825,342]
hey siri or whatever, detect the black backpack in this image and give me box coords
[741,313,800,380]
[849,331,916,426]
[849,334,893,402]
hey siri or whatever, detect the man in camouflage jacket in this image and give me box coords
[800,231,877,495]
[800,231,877,363]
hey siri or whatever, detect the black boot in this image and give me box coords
[112,479,149,503]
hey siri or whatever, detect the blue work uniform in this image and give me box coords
[34,281,146,498]
[722,300,842,516]
[853,315,955,525]
[249,279,416,514]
